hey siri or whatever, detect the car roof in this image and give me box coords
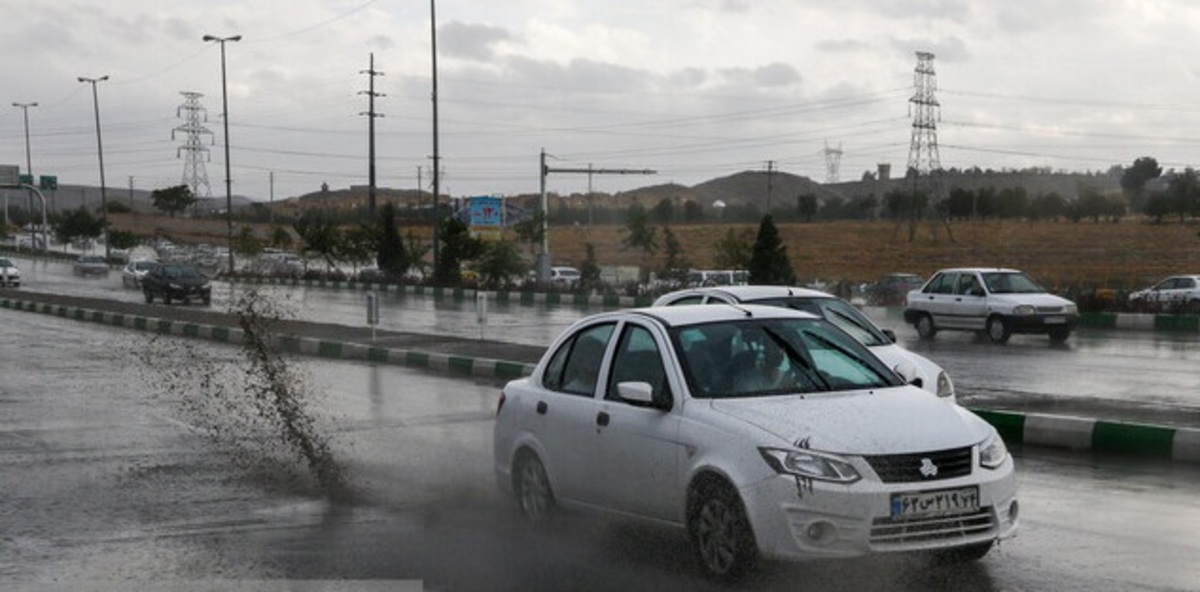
[932,267,1021,275]
[654,285,834,305]
[587,303,820,329]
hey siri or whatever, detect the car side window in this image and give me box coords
[669,295,704,305]
[927,273,954,295]
[955,273,979,296]
[542,323,614,396]
[606,325,672,409]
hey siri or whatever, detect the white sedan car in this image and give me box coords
[654,285,955,399]
[1128,274,1200,313]
[0,257,19,287]
[493,305,1018,580]
[905,268,1079,344]
[121,259,158,288]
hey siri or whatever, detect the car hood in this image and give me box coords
[989,292,1074,308]
[703,387,987,454]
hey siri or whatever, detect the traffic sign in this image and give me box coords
[0,164,18,187]
[39,175,57,191]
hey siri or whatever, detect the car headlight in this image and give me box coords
[169,283,182,289]
[759,448,861,483]
[980,432,1009,469]
[936,370,955,398]
[1012,305,1036,316]
[1064,303,1078,314]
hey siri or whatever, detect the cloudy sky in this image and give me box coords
[3,0,1199,203]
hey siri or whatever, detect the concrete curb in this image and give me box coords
[4,294,1198,464]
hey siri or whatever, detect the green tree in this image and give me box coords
[107,229,139,251]
[51,207,104,245]
[433,217,484,286]
[713,227,754,270]
[404,230,431,280]
[682,200,704,223]
[1143,191,1172,223]
[474,240,526,289]
[293,209,344,271]
[233,226,265,258]
[269,225,294,250]
[659,226,691,285]
[748,215,795,285]
[341,225,377,273]
[620,203,658,281]
[1120,156,1162,208]
[578,243,602,293]
[512,209,546,257]
[1166,168,1200,222]
[651,198,674,225]
[796,193,818,222]
[151,185,197,218]
[375,202,407,277]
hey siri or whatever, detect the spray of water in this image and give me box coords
[136,287,351,500]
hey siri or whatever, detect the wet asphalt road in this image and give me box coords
[3,308,1200,591]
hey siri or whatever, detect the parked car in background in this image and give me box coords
[654,285,955,398]
[72,255,109,277]
[142,262,212,305]
[904,267,1078,344]
[1127,275,1200,314]
[0,257,20,287]
[493,305,1017,580]
[121,259,158,288]
[863,273,925,306]
[549,266,581,287]
[686,269,749,287]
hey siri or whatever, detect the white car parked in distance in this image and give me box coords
[654,285,955,399]
[493,305,1018,580]
[0,257,20,287]
[904,268,1079,344]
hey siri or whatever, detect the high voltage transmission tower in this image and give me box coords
[824,140,843,183]
[903,51,953,242]
[172,91,214,198]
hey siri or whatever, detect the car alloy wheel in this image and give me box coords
[515,453,554,523]
[689,480,757,580]
[916,314,937,339]
[986,316,1011,344]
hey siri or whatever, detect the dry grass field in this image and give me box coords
[112,212,1200,291]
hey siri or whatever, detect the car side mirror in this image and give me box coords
[882,328,897,343]
[616,381,659,407]
[892,361,920,386]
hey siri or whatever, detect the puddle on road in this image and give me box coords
[134,287,352,502]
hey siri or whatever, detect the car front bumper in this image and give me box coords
[740,457,1018,562]
[1007,313,1079,333]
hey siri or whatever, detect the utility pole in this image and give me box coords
[537,149,656,281]
[429,0,442,276]
[359,53,385,214]
[127,176,134,208]
[765,160,776,214]
[12,102,37,214]
[78,75,110,260]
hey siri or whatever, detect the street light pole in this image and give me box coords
[77,76,109,260]
[11,101,37,216]
[203,34,241,275]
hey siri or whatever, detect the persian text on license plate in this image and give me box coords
[891,486,980,518]
[1044,316,1066,324]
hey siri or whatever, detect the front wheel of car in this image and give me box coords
[1048,326,1071,343]
[688,479,758,581]
[915,314,937,340]
[144,290,153,304]
[986,316,1011,344]
[513,452,554,524]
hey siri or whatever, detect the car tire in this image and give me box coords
[986,316,1011,344]
[144,290,153,304]
[688,478,758,581]
[1048,326,1071,343]
[513,451,555,524]
[163,293,172,305]
[1188,299,1200,315]
[915,314,937,340]
[932,541,994,564]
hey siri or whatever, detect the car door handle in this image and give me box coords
[596,411,610,427]
[536,401,548,415]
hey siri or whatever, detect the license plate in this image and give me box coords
[891,486,979,518]
[1044,316,1066,324]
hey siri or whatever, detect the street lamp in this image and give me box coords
[11,101,37,217]
[203,34,241,275]
[77,76,109,260]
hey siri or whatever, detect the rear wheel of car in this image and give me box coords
[1048,326,1071,343]
[144,290,153,304]
[163,293,172,305]
[688,478,758,581]
[513,452,554,524]
[915,314,937,340]
[931,540,994,564]
[986,316,1011,344]
[1188,299,1200,314]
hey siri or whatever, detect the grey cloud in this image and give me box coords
[440,20,514,60]
[504,55,655,94]
[890,36,970,63]
[717,62,802,88]
[816,39,872,53]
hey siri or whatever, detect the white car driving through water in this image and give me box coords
[493,305,1018,580]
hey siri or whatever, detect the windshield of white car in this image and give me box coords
[982,272,1045,294]
[672,318,900,399]
[755,297,891,346]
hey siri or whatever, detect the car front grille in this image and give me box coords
[1036,305,1065,313]
[863,447,972,483]
[870,508,995,548]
